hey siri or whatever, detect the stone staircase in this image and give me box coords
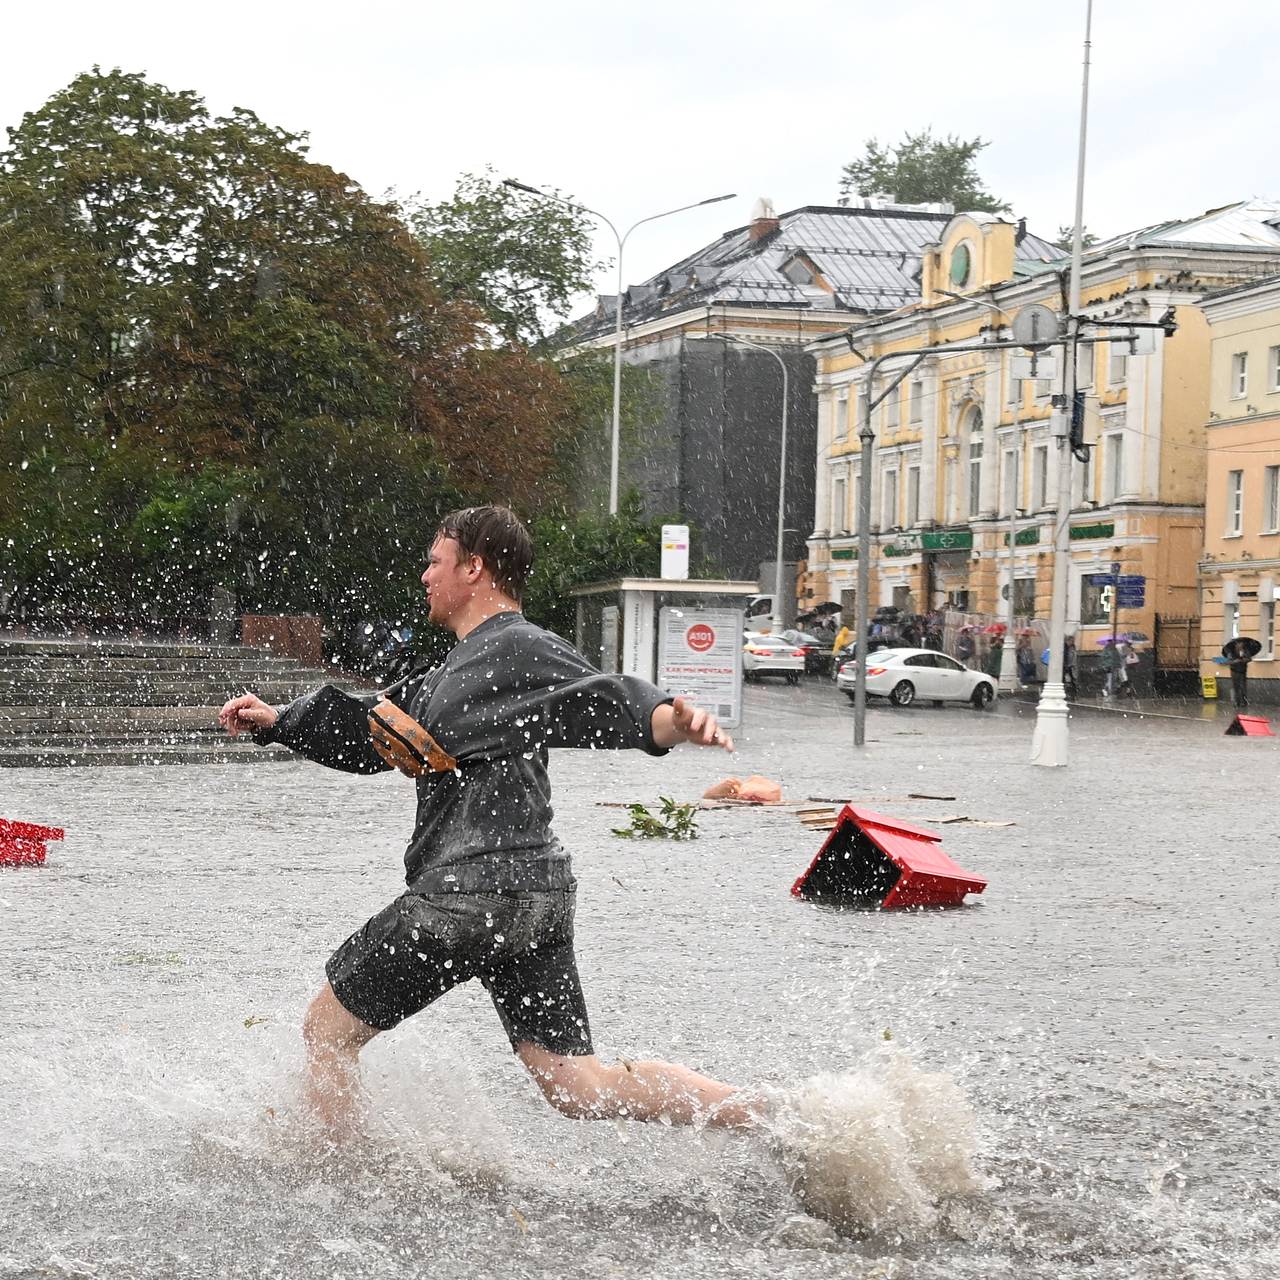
[0,637,369,767]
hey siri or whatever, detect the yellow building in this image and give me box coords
[1198,273,1280,703]
[804,199,1280,685]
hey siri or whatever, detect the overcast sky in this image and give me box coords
[4,1,1278,318]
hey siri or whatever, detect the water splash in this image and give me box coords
[763,1045,981,1238]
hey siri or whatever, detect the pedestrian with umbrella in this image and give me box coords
[1223,635,1262,708]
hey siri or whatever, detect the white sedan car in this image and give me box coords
[835,647,996,709]
[742,634,805,683]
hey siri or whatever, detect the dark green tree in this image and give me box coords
[0,69,578,624]
[410,167,601,348]
[1055,225,1099,249]
[838,129,1009,213]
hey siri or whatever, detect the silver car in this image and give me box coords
[835,647,996,709]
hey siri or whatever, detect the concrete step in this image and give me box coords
[0,741,293,768]
[0,659,318,677]
[0,680,337,707]
[0,639,254,660]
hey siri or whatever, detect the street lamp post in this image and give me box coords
[502,180,735,515]
[720,334,790,635]
[1031,0,1093,768]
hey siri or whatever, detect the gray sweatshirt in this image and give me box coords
[256,612,672,893]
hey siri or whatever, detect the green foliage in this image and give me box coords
[1055,225,1099,249]
[838,129,1009,214]
[0,69,581,627]
[611,797,700,841]
[522,494,668,637]
[551,351,667,511]
[410,167,601,348]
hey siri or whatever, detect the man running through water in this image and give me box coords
[219,505,756,1136]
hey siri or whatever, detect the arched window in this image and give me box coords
[966,406,984,517]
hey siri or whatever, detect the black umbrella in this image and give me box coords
[1222,636,1262,660]
[809,601,843,616]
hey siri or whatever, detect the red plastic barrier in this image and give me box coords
[0,819,64,867]
[791,805,986,909]
[1225,714,1274,737]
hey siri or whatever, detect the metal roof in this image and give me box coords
[562,204,1059,341]
[1093,198,1280,253]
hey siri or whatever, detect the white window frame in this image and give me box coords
[1262,601,1276,660]
[906,464,921,526]
[1077,341,1095,389]
[1000,447,1017,517]
[1223,600,1240,640]
[831,476,847,533]
[1226,469,1244,536]
[835,392,849,439]
[882,466,899,530]
[1231,351,1248,400]
[1007,366,1021,407]
[1108,341,1128,387]
[884,387,900,430]
[908,380,923,424]
[1270,345,1280,393]
[1103,433,1124,503]
[1264,465,1280,534]
[1032,444,1049,510]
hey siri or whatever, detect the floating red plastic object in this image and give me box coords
[791,805,986,909]
[1225,714,1274,737]
[0,819,64,868]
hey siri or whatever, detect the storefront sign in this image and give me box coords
[1070,521,1115,541]
[921,530,973,551]
[1002,526,1042,547]
[830,547,857,561]
[657,607,743,728]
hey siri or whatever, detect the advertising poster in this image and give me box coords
[656,607,744,727]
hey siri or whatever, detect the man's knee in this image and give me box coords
[517,1044,617,1120]
[304,983,379,1055]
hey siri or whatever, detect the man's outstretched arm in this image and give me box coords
[650,696,734,753]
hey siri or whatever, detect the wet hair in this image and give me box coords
[435,505,533,603]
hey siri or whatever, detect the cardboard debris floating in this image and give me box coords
[0,819,64,868]
[792,805,987,909]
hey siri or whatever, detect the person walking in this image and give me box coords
[1101,639,1125,698]
[220,506,754,1138]
[1224,636,1261,708]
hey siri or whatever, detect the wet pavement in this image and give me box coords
[2,680,1277,1278]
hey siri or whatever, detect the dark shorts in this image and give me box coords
[325,888,593,1056]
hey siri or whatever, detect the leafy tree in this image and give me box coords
[522,494,668,638]
[0,69,580,624]
[838,129,1009,213]
[410,168,601,348]
[1056,225,1099,249]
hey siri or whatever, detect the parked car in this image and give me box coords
[835,648,996,709]
[743,633,805,683]
[779,629,829,676]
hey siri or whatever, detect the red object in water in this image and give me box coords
[791,805,987,909]
[1225,714,1274,737]
[0,819,64,867]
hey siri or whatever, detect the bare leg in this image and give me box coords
[302,982,380,1136]
[516,1042,764,1128]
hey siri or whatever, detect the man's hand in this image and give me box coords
[218,693,278,738]
[652,696,734,752]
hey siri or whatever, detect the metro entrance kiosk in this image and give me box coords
[569,577,757,726]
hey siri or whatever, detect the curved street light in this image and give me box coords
[504,179,735,514]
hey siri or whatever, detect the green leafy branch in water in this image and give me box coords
[611,797,700,841]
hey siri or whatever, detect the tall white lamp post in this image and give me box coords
[503,180,735,515]
[1032,0,1093,767]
